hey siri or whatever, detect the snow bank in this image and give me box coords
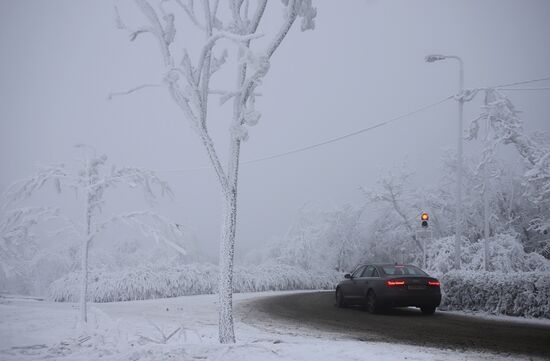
[440,271,550,318]
[48,263,341,302]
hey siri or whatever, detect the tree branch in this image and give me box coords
[96,210,187,255]
[196,31,264,86]
[175,0,205,31]
[1,165,69,209]
[134,0,174,67]
[108,83,164,100]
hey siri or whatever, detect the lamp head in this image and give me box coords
[425,54,446,63]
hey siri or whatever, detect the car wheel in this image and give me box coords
[421,306,436,315]
[365,290,380,314]
[335,288,347,308]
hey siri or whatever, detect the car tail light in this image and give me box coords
[428,280,440,287]
[386,280,406,286]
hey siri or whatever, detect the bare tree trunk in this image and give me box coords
[218,135,240,343]
[217,32,248,341]
[79,239,90,324]
[218,189,237,343]
[79,182,92,324]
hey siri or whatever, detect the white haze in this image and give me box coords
[1,0,549,262]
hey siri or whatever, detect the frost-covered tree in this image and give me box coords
[360,159,514,265]
[468,89,550,244]
[269,204,324,270]
[325,204,366,272]
[262,203,366,272]
[362,169,425,252]
[424,153,531,247]
[114,0,316,343]
[1,145,184,324]
[363,152,548,267]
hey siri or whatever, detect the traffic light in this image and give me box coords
[421,212,429,228]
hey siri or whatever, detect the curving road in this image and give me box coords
[238,291,550,359]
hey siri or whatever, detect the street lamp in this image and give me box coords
[425,54,464,270]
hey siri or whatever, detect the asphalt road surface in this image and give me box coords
[239,291,550,359]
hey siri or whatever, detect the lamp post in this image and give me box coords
[483,119,490,271]
[425,54,464,270]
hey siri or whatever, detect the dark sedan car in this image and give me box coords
[335,264,441,315]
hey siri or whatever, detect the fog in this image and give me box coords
[1,0,549,262]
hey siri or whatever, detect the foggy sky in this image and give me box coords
[1,0,549,261]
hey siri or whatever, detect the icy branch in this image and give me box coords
[138,316,181,344]
[97,211,186,255]
[132,0,175,67]
[196,31,264,85]
[1,207,59,243]
[0,207,59,276]
[1,165,69,209]
[209,89,261,106]
[481,89,541,166]
[107,83,164,100]
[106,166,174,204]
[175,0,205,30]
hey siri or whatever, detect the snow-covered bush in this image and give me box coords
[426,234,550,274]
[430,234,550,318]
[49,263,341,303]
[440,271,550,318]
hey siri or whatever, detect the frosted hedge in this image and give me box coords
[440,271,550,318]
[49,263,342,303]
[49,262,550,319]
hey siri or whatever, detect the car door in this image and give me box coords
[349,265,372,300]
[356,265,375,299]
[344,265,365,301]
[368,266,383,295]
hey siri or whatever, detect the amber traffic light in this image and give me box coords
[421,212,429,228]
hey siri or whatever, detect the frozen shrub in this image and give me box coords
[440,271,550,318]
[49,263,341,303]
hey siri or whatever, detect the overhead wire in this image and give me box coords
[157,95,454,173]
[494,87,550,91]
[488,76,550,89]
[240,95,454,166]
[155,75,550,174]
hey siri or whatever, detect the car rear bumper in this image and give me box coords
[379,292,441,308]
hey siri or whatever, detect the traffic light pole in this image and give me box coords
[422,238,426,269]
[418,212,431,269]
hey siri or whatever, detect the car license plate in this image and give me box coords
[408,285,426,290]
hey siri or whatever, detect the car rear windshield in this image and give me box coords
[381,265,427,276]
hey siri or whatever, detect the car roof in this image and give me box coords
[364,263,415,267]
[357,264,419,269]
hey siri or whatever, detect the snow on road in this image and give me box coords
[0,292,538,361]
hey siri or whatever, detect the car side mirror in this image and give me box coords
[344,273,352,279]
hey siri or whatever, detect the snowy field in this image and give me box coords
[0,291,541,361]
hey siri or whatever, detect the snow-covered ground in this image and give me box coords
[0,291,540,361]
[443,309,550,327]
